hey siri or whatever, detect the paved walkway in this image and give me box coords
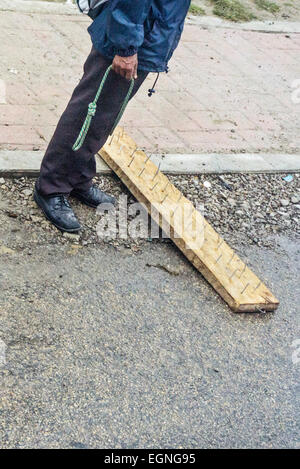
[0,1,299,155]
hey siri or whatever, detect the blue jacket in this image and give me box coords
[88,0,191,72]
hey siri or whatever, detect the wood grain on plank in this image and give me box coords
[99,128,279,313]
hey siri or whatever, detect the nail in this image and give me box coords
[162,193,168,203]
[138,166,146,177]
[255,307,266,314]
[241,282,250,295]
[128,156,136,167]
[227,253,235,266]
[150,182,159,191]
[108,134,115,145]
[253,281,262,292]
[151,163,161,181]
[172,194,183,215]
[217,239,224,250]
[229,268,239,280]
[128,148,138,167]
[215,254,222,265]
[239,264,246,278]
[144,154,152,164]
[162,181,170,192]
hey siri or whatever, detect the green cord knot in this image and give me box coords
[88,102,97,117]
[73,65,134,152]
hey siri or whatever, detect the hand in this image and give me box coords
[112,54,138,81]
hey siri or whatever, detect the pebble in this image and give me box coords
[63,232,80,241]
[227,198,236,207]
[0,178,5,184]
[30,215,43,223]
[22,189,33,197]
[280,199,290,207]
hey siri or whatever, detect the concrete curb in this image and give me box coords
[0,150,299,177]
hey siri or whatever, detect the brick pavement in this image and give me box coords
[0,3,299,155]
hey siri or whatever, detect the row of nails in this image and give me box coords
[110,132,263,296]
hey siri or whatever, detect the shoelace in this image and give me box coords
[54,195,71,211]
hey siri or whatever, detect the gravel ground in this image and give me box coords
[0,173,299,253]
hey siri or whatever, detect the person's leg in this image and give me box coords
[37,46,148,196]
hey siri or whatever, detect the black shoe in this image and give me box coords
[71,185,116,209]
[34,186,81,233]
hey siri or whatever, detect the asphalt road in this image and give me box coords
[0,234,299,448]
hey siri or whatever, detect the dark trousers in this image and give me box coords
[37,46,148,196]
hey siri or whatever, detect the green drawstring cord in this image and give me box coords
[72,65,135,152]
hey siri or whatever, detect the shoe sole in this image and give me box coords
[34,190,81,233]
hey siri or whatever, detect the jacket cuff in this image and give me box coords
[114,46,137,57]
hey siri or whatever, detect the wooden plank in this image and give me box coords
[99,128,279,313]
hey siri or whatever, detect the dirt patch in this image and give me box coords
[190,0,300,22]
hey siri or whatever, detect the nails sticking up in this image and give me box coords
[151,163,161,181]
[128,148,138,167]
[161,193,168,203]
[144,154,152,164]
[215,254,222,265]
[241,282,250,295]
[229,268,239,280]
[139,154,152,176]
[227,253,235,266]
[255,307,267,314]
[172,193,183,215]
[162,181,170,192]
[108,134,115,146]
[138,166,146,177]
[239,264,246,278]
[150,182,159,191]
[177,193,183,204]
[253,281,262,292]
[217,239,224,250]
